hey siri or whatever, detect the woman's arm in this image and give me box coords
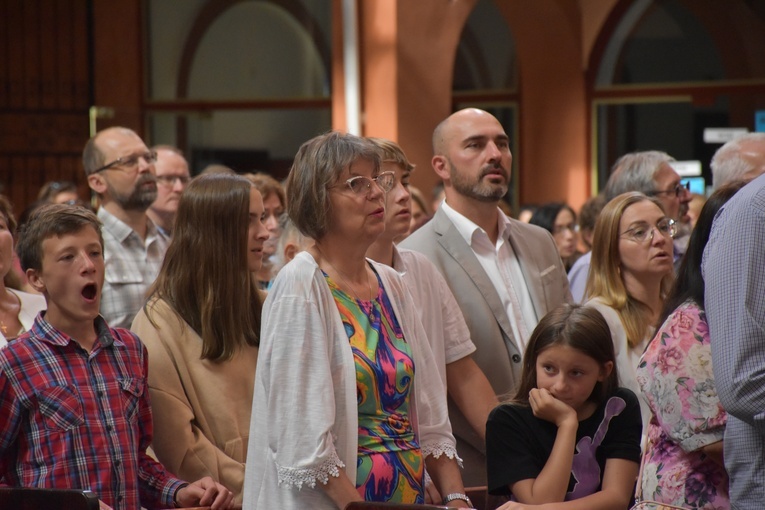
[319,472,363,509]
[446,356,498,441]
[499,458,638,510]
[425,455,470,508]
[132,309,246,497]
[510,389,578,504]
[701,440,724,467]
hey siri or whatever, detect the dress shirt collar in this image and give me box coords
[31,313,119,349]
[97,206,165,245]
[440,200,513,247]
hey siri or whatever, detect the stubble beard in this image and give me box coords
[448,158,509,203]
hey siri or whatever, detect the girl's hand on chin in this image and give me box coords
[528,388,577,427]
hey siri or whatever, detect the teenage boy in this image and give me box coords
[0,204,234,510]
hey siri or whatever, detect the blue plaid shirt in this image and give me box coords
[0,314,185,510]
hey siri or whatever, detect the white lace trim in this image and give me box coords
[422,441,463,468]
[275,450,345,490]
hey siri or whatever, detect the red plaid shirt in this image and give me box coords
[0,314,185,510]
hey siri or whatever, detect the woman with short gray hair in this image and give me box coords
[243,131,468,510]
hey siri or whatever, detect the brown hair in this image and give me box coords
[245,172,286,210]
[585,192,674,348]
[513,304,619,405]
[0,195,18,236]
[16,204,103,272]
[145,173,262,361]
[286,131,380,240]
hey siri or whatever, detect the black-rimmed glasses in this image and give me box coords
[92,150,157,174]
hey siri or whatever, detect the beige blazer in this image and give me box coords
[400,206,571,483]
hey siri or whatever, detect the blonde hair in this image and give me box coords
[585,192,674,348]
[366,137,415,172]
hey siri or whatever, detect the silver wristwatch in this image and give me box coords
[441,492,473,507]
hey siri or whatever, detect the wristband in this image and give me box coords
[173,483,189,508]
[442,492,473,507]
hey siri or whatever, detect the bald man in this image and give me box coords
[83,127,169,328]
[401,108,571,485]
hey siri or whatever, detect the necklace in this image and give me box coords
[0,290,22,338]
[318,249,376,322]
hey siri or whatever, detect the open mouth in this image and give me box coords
[82,283,97,300]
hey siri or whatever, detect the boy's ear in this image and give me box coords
[26,268,46,295]
[599,361,614,381]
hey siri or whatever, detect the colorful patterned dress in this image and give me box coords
[325,267,424,504]
[636,300,729,509]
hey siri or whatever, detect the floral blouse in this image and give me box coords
[636,300,729,509]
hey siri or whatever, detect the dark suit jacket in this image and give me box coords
[400,206,571,484]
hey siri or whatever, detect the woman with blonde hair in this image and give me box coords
[131,173,269,505]
[585,191,675,429]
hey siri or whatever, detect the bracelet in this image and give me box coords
[442,492,473,507]
[173,483,189,508]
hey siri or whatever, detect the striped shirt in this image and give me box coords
[0,314,185,510]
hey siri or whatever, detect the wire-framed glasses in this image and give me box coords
[620,217,677,244]
[333,171,396,195]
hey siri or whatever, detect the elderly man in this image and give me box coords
[401,108,571,485]
[704,173,765,509]
[568,150,692,302]
[147,145,191,237]
[710,132,765,189]
[83,127,169,328]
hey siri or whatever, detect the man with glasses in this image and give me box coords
[401,108,571,485]
[83,126,169,328]
[568,150,692,302]
[148,145,191,237]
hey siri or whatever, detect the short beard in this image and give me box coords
[108,173,157,212]
[448,157,508,203]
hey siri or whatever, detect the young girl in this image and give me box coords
[486,304,642,510]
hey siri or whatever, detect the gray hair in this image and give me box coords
[604,151,675,201]
[270,214,311,275]
[710,133,765,189]
[286,131,380,240]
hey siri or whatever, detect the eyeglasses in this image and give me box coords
[155,175,191,187]
[93,150,157,174]
[552,223,579,235]
[333,171,396,195]
[649,181,690,198]
[620,218,677,244]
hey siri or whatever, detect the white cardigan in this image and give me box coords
[242,252,458,510]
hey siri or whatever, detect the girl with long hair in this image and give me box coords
[486,304,642,509]
[131,173,269,505]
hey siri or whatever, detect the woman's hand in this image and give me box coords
[175,476,235,509]
[528,388,577,428]
[423,479,441,504]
